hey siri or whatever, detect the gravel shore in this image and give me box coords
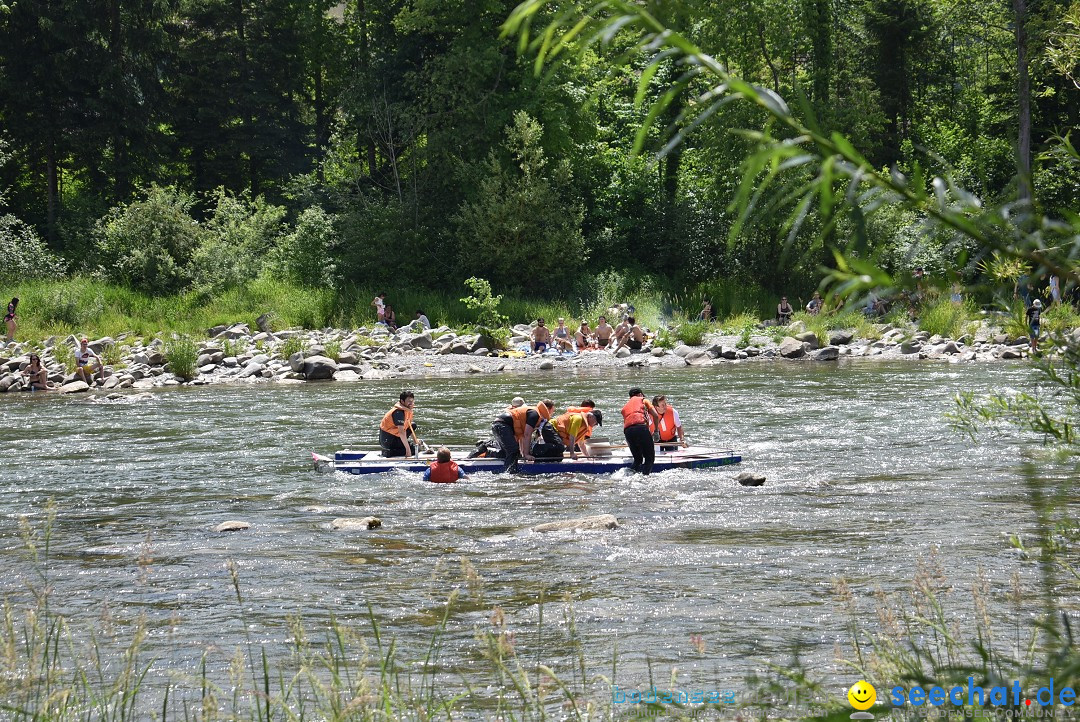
[0,317,1054,397]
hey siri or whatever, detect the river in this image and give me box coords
[0,361,1054,715]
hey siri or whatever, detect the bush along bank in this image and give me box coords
[1,306,1076,396]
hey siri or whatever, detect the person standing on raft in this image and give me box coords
[491,399,555,472]
[622,388,661,474]
[651,395,686,451]
[379,390,419,457]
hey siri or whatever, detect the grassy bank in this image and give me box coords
[4,277,1078,347]
[0,277,672,343]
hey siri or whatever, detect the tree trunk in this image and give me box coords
[1013,0,1031,204]
[46,139,59,245]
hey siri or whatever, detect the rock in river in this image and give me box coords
[532,514,619,532]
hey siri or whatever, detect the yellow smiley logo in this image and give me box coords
[848,680,876,710]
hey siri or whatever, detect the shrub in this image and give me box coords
[280,335,305,359]
[0,214,66,284]
[94,185,204,294]
[918,295,976,339]
[189,189,287,296]
[719,312,759,335]
[460,277,509,347]
[270,206,338,287]
[165,336,199,380]
[454,111,585,294]
[675,320,710,346]
[37,283,104,327]
[323,340,341,361]
[51,343,74,373]
[1042,302,1080,335]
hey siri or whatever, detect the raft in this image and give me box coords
[314,446,742,475]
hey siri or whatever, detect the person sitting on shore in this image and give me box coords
[595,316,614,349]
[424,447,466,483]
[383,304,398,331]
[806,292,823,315]
[74,338,105,385]
[613,316,631,348]
[777,297,794,325]
[552,318,574,351]
[415,310,431,330]
[531,318,551,353]
[697,300,712,322]
[21,353,52,391]
[616,317,646,351]
[575,320,594,350]
[379,391,418,457]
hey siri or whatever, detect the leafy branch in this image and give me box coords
[503,0,1080,299]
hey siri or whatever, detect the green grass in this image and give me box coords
[2,277,677,343]
[165,336,199,380]
[917,294,977,339]
[674,320,710,346]
[1041,301,1080,335]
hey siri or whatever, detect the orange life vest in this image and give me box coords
[656,406,678,441]
[428,460,460,483]
[379,403,414,435]
[565,406,595,439]
[621,396,653,428]
[554,412,590,447]
[508,403,552,440]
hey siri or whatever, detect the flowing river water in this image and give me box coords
[0,361,1059,713]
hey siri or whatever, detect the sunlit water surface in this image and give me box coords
[0,361,1057,706]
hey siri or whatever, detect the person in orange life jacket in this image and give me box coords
[531,415,566,459]
[491,399,555,472]
[561,401,603,449]
[554,410,600,459]
[379,391,418,457]
[622,388,661,474]
[650,395,685,451]
[424,447,465,483]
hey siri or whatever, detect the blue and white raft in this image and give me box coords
[313,445,742,476]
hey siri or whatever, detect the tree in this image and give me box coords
[455,111,585,294]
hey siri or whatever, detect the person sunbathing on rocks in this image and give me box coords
[531,318,552,353]
[616,317,646,351]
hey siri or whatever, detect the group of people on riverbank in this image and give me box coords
[377,388,687,481]
[530,315,646,353]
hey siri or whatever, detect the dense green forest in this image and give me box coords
[1,0,1078,307]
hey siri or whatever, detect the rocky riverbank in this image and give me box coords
[0,316,1063,396]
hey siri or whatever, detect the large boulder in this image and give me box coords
[303,355,338,380]
[214,520,250,532]
[779,337,806,358]
[794,331,820,350]
[828,330,854,345]
[899,339,922,354]
[684,349,712,366]
[214,323,251,340]
[60,380,90,394]
[735,471,766,486]
[813,346,840,361]
[672,344,694,358]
